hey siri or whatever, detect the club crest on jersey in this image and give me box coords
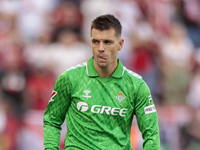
[49,90,57,102]
[115,92,127,103]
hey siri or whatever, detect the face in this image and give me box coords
[91,28,124,70]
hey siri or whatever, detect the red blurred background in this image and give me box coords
[0,0,200,149]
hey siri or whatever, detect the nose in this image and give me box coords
[98,42,105,52]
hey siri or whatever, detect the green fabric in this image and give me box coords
[43,57,160,150]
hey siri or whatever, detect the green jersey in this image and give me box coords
[43,57,160,150]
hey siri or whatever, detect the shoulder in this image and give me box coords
[123,67,151,97]
[66,62,87,74]
[123,66,142,81]
[122,66,148,88]
[123,67,142,79]
[57,62,87,81]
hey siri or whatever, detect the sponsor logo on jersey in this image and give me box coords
[144,104,156,114]
[115,92,127,103]
[82,90,91,98]
[76,102,128,117]
[77,102,89,112]
[49,90,57,102]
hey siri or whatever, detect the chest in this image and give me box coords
[69,77,135,118]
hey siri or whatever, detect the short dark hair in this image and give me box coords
[91,14,122,37]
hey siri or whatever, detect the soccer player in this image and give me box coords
[43,14,160,150]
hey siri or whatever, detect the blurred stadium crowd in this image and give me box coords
[0,0,200,149]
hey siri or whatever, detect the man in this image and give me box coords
[43,14,160,150]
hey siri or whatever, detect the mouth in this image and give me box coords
[98,55,107,60]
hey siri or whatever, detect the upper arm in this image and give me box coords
[44,71,72,126]
[134,81,160,149]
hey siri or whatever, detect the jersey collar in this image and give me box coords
[86,57,125,78]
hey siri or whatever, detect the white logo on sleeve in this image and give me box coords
[148,95,153,103]
[77,102,89,112]
[144,104,156,114]
[82,90,91,98]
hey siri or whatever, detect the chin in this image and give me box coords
[98,63,107,68]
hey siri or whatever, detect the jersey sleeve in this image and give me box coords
[43,71,71,150]
[134,81,160,150]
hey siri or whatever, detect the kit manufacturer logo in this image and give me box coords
[115,92,127,103]
[82,90,91,98]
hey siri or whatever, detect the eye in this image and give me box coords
[92,39,99,45]
[104,40,112,44]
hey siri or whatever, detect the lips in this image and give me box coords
[99,56,107,59]
[98,55,107,60]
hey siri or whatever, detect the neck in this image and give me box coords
[97,68,114,78]
[93,59,118,78]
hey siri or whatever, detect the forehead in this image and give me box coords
[91,28,118,40]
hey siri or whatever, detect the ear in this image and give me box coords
[118,39,124,51]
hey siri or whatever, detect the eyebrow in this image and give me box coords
[92,39,114,43]
[92,39,99,42]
